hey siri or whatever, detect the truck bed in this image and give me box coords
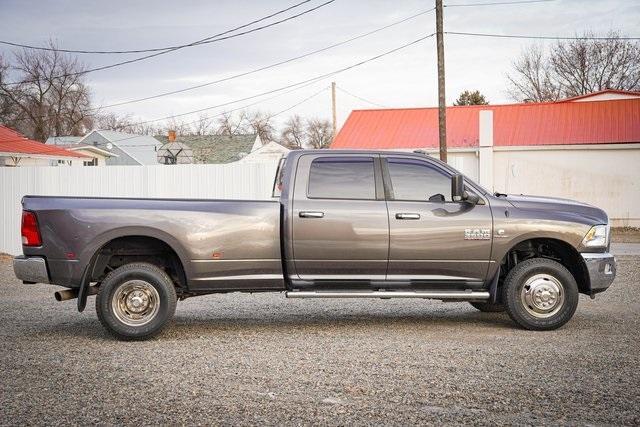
[22,195,284,291]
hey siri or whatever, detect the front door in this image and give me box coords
[292,154,389,282]
[383,155,493,284]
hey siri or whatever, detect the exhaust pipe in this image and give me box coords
[54,286,99,302]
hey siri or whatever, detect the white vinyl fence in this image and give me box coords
[0,162,279,255]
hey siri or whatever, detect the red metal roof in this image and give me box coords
[332,97,640,149]
[0,125,87,158]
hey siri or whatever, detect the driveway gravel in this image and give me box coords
[0,254,638,425]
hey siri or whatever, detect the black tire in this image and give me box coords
[502,258,578,331]
[469,301,505,312]
[96,262,177,341]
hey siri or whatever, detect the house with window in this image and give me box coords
[0,125,88,167]
[48,130,160,165]
[68,130,160,165]
[46,136,118,166]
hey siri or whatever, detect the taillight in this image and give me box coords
[21,211,42,246]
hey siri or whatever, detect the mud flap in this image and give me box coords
[489,266,501,303]
[76,265,91,312]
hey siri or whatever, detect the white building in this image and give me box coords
[45,137,118,166]
[239,140,291,163]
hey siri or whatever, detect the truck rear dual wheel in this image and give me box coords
[96,263,177,341]
[502,258,579,331]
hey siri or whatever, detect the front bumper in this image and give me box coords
[581,252,616,294]
[13,256,50,284]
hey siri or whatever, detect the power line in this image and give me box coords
[105,84,332,146]
[6,7,435,125]
[0,0,335,86]
[108,80,333,145]
[90,7,434,111]
[445,0,554,6]
[127,34,434,127]
[0,1,314,54]
[47,33,435,147]
[270,86,329,118]
[336,86,388,108]
[23,34,434,130]
[446,31,640,40]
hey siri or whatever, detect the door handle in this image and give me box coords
[299,211,324,218]
[395,213,420,220]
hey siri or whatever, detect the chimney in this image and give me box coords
[168,130,176,142]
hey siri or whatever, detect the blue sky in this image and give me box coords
[1,0,638,129]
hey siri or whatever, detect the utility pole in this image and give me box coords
[435,0,447,163]
[331,81,337,139]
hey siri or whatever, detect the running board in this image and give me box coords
[285,290,490,300]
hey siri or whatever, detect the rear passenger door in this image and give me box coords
[383,156,493,284]
[292,154,389,282]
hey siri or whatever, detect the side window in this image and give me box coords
[307,156,376,200]
[387,158,451,202]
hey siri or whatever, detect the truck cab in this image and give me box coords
[282,151,492,287]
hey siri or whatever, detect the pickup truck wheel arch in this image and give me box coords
[90,235,187,286]
[498,238,590,295]
[77,234,188,312]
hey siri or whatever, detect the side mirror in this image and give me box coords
[452,174,480,204]
[451,174,467,202]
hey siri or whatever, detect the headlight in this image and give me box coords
[582,224,609,248]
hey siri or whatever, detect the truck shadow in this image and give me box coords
[170,310,516,334]
[32,306,518,340]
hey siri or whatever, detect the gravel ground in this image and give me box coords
[1,255,639,426]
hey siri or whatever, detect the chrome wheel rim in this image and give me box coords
[521,274,564,318]
[112,280,160,327]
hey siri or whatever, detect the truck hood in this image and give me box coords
[504,194,608,224]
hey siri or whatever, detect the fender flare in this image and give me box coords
[77,226,191,312]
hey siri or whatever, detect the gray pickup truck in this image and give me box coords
[13,150,616,340]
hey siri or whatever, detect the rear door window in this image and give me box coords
[307,157,376,200]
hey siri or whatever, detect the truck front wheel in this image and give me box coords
[96,263,177,340]
[502,258,579,331]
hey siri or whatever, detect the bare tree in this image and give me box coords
[246,110,275,143]
[306,118,332,149]
[95,112,136,132]
[192,113,214,136]
[508,32,640,102]
[95,112,160,135]
[0,55,14,122]
[163,116,191,136]
[550,32,640,96]
[507,45,560,102]
[280,114,306,148]
[0,42,93,141]
[215,111,247,136]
